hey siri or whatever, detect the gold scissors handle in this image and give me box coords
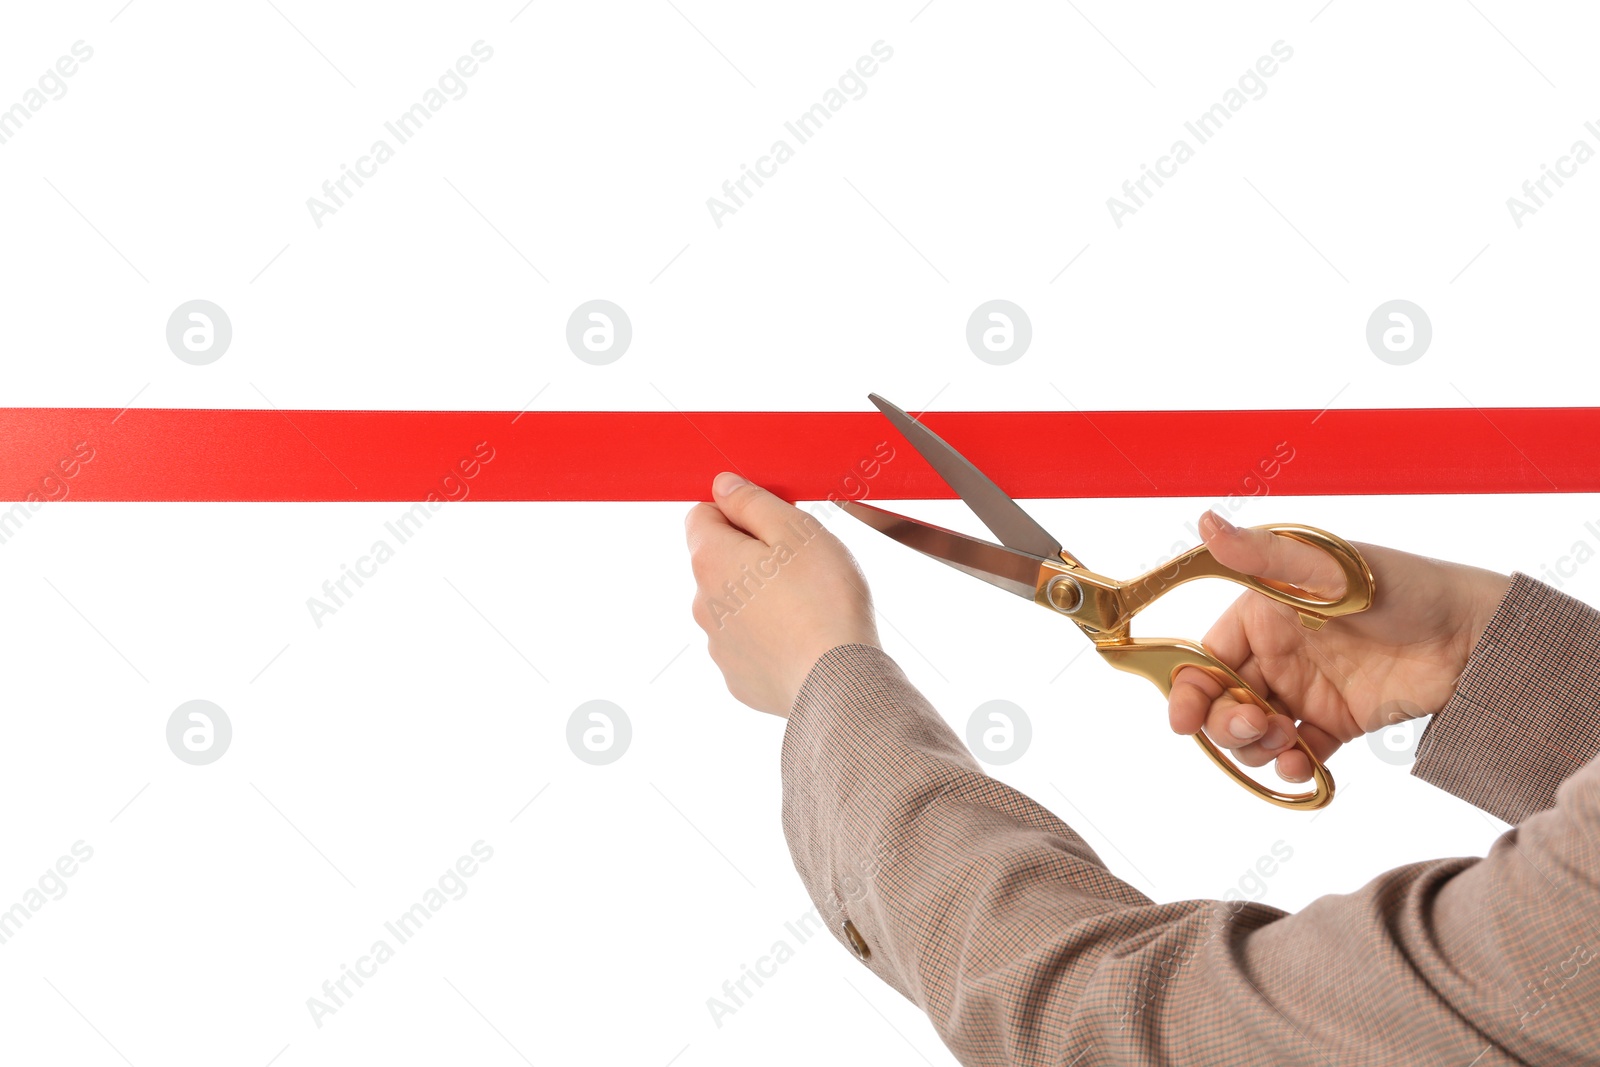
[1115,523,1375,630]
[1088,524,1375,810]
[1096,639,1335,809]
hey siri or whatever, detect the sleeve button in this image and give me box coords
[842,920,871,961]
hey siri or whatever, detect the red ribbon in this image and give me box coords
[1,406,1593,502]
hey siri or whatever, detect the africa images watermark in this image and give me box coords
[1513,943,1594,1032]
[0,841,95,948]
[707,510,827,629]
[705,40,895,228]
[0,40,94,148]
[803,436,897,526]
[306,840,495,1028]
[1107,40,1295,228]
[1505,120,1600,229]
[710,438,896,629]
[1117,839,1295,1032]
[305,441,496,627]
[1531,513,1600,591]
[305,41,495,228]
[706,839,898,1028]
[0,437,96,547]
[1122,438,1296,603]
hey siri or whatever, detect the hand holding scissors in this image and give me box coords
[839,394,1378,810]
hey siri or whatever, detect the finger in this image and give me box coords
[1168,665,1220,735]
[1196,597,1253,673]
[685,501,754,577]
[690,591,713,632]
[1198,510,1348,599]
[1203,689,1271,749]
[1273,746,1311,783]
[1169,604,1261,731]
[1228,713,1301,768]
[1170,638,1276,734]
[711,472,818,546]
[1170,653,1272,738]
[1193,684,1281,752]
[1273,720,1343,783]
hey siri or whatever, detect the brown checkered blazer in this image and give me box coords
[781,571,1600,1066]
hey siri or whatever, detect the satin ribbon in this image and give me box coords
[1,406,1593,502]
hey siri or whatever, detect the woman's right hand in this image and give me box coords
[1167,510,1513,783]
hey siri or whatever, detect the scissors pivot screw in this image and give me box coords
[1046,575,1083,614]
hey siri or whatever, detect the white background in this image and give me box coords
[2,1,1598,1064]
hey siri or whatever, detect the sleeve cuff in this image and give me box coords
[1412,570,1600,822]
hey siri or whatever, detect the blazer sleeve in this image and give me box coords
[1411,570,1600,822]
[780,571,1600,1067]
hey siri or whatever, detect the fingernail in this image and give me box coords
[713,472,747,497]
[1260,719,1288,751]
[1207,509,1237,534]
[1229,716,1262,742]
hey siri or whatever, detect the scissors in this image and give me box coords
[836,394,1377,810]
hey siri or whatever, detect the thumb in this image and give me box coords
[712,472,814,546]
[1198,509,1347,599]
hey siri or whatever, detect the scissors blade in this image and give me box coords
[837,499,1046,601]
[868,393,1078,567]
